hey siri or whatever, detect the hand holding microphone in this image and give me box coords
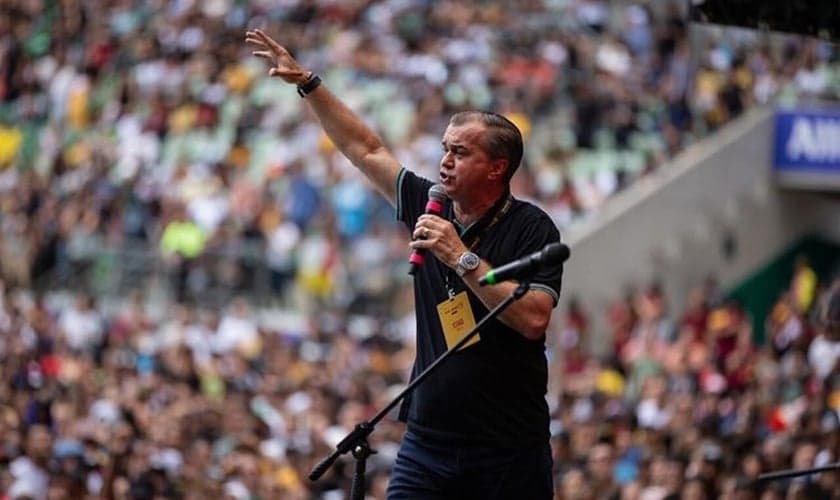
[408,184,448,275]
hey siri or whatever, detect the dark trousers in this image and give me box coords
[386,430,553,500]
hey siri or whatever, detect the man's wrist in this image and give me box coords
[295,71,312,85]
[297,72,321,97]
[455,251,481,277]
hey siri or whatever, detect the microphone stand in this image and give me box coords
[757,462,840,482]
[308,280,533,499]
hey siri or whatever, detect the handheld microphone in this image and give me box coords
[408,184,448,276]
[478,242,569,286]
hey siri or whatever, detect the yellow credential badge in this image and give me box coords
[436,291,480,351]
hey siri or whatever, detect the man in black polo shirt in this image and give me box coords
[247,29,563,499]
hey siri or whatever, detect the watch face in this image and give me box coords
[460,252,479,270]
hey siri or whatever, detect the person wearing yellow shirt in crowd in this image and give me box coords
[791,255,817,315]
[160,204,207,303]
[0,122,22,168]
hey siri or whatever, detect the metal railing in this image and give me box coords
[33,238,277,308]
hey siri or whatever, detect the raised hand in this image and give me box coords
[245,28,309,84]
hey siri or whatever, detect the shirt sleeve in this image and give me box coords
[511,208,564,306]
[396,168,436,229]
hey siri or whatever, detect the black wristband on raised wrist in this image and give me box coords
[297,73,321,98]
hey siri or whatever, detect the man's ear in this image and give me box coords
[488,158,508,181]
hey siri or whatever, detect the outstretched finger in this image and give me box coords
[245,34,267,47]
[251,51,272,60]
[254,29,285,53]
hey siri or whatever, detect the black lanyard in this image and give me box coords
[444,194,513,298]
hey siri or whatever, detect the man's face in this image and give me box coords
[26,424,52,462]
[439,121,504,201]
[586,444,613,482]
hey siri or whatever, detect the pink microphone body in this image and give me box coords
[408,185,448,274]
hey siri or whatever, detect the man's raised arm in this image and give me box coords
[245,29,400,205]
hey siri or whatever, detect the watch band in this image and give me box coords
[456,251,480,277]
[297,73,322,98]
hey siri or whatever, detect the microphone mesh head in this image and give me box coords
[543,242,570,263]
[428,184,448,203]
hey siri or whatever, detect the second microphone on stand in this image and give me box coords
[478,242,570,286]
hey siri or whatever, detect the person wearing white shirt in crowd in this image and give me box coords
[808,281,840,381]
[57,293,104,354]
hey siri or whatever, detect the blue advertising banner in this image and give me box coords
[773,108,840,189]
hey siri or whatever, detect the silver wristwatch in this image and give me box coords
[455,251,480,277]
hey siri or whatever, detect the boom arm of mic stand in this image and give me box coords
[757,462,840,482]
[308,280,533,484]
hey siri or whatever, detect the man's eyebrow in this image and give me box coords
[442,141,468,152]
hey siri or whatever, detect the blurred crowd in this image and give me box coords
[2,0,840,499]
[1,261,838,499]
[0,277,415,499]
[1,0,839,307]
[552,260,840,499]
